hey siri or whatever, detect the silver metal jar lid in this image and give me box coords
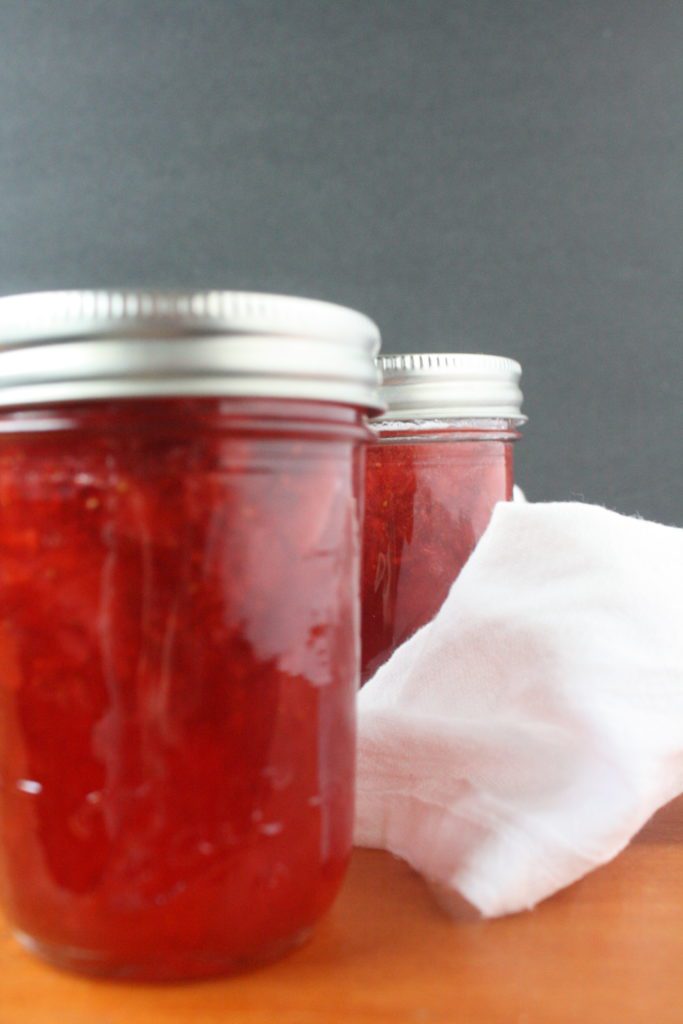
[376,352,524,421]
[0,290,383,412]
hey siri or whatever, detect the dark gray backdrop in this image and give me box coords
[0,0,681,523]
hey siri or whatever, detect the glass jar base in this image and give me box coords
[13,925,314,982]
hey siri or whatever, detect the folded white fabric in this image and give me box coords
[355,502,683,917]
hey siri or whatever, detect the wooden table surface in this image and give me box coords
[2,797,682,1024]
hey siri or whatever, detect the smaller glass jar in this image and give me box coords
[361,353,524,683]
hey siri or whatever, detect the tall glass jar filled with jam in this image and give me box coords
[0,290,382,980]
[361,353,524,683]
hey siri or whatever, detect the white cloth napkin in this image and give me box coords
[355,502,683,917]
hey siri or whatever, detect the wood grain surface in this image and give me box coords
[1,797,682,1024]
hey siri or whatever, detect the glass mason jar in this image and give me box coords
[0,290,382,980]
[361,353,524,683]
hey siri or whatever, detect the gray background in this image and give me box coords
[0,0,681,523]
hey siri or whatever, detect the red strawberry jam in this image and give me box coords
[361,423,515,682]
[0,289,381,980]
[360,354,524,684]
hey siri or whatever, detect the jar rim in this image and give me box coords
[371,416,523,440]
[0,290,383,413]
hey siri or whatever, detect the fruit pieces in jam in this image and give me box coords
[0,398,364,979]
[361,425,514,683]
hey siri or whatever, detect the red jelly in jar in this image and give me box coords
[0,290,382,980]
[361,353,524,683]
